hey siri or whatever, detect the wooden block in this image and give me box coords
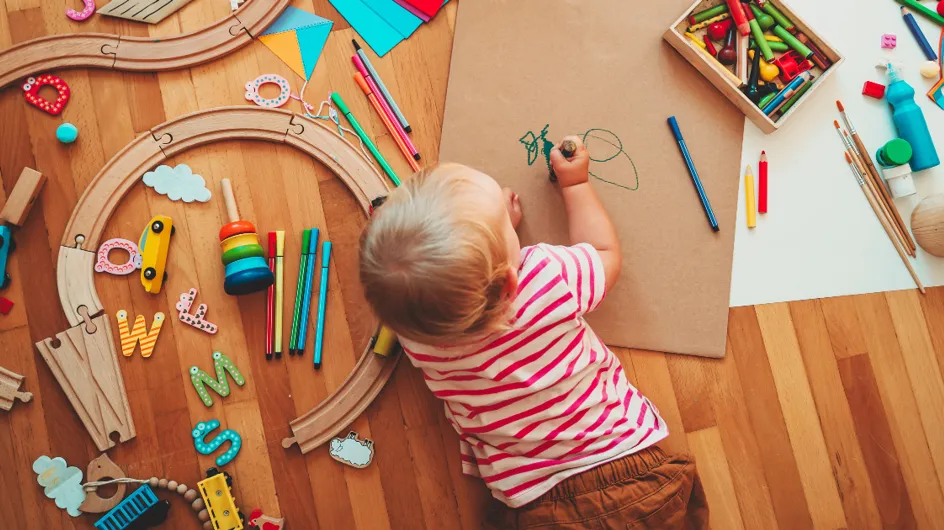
[34,314,136,451]
[0,168,45,227]
[0,365,32,411]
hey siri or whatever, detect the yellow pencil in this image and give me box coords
[745,165,757,228]
[274,231,285,359]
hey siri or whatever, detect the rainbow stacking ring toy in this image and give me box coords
[219,179,274,295]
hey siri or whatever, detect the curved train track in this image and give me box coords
[0,0,290,88]
[35,106,401,453]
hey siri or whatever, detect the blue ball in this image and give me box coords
[56,123,78,144]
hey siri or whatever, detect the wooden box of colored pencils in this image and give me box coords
[664,0,844,134]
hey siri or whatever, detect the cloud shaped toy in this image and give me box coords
[33,455,86,517]
[143,164,212,203]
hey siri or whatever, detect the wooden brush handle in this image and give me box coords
[851,133,915,253]
[221,178,240,223]
[862,184,925,293]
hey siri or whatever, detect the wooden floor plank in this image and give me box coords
[687,427,746,530]
[788,299,884,530]
[627,349,689,456]
[755,303,848,530]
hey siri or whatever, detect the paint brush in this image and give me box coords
[845,153,924,293]
[836,101,916,254]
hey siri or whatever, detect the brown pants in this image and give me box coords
[488,447,710,530]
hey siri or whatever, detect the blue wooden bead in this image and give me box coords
[56,123,78,143]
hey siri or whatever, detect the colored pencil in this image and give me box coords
[331,92,401,187]
[836,101,917,254]
[266,232,276,360]
[901,7,939,61]
[744,165,757,228]
[353,39,412,133]
[288,229,311,355]
[763,72,811,115]
[274,230,285,359]
[354,72,421,171]
[313,241,332,369]
[667,116,719,231]
[352,55,421,162]
[845,153,925,293]
[759,151,768,213]
[296,228,319,355]
[894,0,944,26]
[726,0,750,36]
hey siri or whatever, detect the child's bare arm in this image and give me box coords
[549,136,622,290]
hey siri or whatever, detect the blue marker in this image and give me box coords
[762,72,812,116]
[313,241,332,369]
[667,116,719,232]
[296,228,319,354]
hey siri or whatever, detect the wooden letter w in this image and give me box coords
[116,310,165,358]
[189,351,245,407]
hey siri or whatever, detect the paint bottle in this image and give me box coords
[882,163,916,198]
[876,138,913,167]
[885,63,939,171]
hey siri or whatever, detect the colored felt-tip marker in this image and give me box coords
[762,71,812,115]
[313,241,332,369]
[266,232,276,360]
[352,55,421,162]
[353,39,412,133]
[354,71,421,171]
[288,229,311,355]
[330,92,401,187]
[667,116,719,232]
[274,230,285,359]
[296,228,319,355]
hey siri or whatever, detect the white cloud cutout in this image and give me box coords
[143,164,212,203]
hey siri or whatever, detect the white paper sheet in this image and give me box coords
[730,0,944,307]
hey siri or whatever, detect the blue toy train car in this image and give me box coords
[0,225,13,290]
[94,484,170,530]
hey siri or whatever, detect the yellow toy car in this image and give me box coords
[139,216,174,294]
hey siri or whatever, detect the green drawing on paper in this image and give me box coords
[518,125,639,191]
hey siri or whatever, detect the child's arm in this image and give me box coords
[549,136,622,290]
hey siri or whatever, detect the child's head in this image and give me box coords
[360,163,521,346]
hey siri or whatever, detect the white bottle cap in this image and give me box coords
[882,163,916,198]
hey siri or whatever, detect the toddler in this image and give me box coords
[360,137,709,529]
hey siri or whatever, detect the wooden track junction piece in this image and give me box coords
[0,0,290,89]
[39,106,400,453]
[0,366,32,411]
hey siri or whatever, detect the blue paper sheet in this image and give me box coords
[330,0,409,56]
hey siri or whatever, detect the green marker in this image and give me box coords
[749,18,774,61]
[288,229,311,354]
[748,3,775,30]
[773,25,813,58]
[778,79,814,114]
[758,92,778,109]
[330,92,401,187]
[762,3,794,31]
[689,4,728,24]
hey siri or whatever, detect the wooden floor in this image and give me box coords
[2,1,944,529]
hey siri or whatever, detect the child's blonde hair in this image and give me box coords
[360,164,512,346]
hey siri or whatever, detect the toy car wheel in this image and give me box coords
[151,220,164,233]
[171,225,176,236]
[238,511,246,522]
[206,467,219,478]
[224,472,233,487]
[143,267,157,280]
[0,273,10,290]
[163,272,168,283]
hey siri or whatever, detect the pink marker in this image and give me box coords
[352,55,421,161]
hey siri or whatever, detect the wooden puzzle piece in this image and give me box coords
[116,310,164,358]
[22,75,70,115]
[329,431,374,468]
[176,288,218,334]
[142,165,211,203]
[35,314,137,451]
[192,419,242,466]
[0,297,12,315]
[95,238,142,275]
[0,366,32,411]
[189,351,244,407]
[33,455,86,517]
[66,0,96,21]
[248,509,285,530]
[78,454,126,514]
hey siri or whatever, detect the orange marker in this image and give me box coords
[354,72,420,172]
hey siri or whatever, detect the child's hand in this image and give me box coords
[549,136,590,189]
[503,188,523,229]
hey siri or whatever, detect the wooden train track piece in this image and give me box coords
[0,366,33,411]
[98,0,193,24]
[39,106,400,453]
[0,0,291,89]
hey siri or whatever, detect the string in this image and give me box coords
[83,478,147,491]
[290,78,374,163]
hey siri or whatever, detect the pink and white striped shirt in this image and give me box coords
[400,243,667,507]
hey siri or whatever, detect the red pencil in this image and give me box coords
[759,151,768,213]
[726,0,750,36]
[266,232,276,360]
